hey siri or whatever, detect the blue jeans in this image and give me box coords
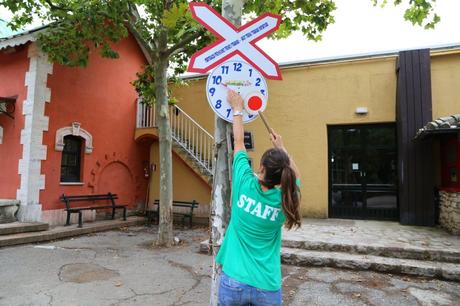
[218,272,282,306]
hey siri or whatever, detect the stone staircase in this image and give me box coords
[0,222,48,236]
[281,243,460,282]
[0,217,144,248]
[200,220,460,281]
[281,219,460,282]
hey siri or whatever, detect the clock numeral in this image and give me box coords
[209,87,216,96]
[215,100,222,109]
[212,76,222,85]
[248,68,253,77]
[226,108,231,118]
[255,78,261,87]
[260,89,265,95]
[221,66,229,74]
[233,63,242,72]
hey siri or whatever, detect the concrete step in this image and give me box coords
[0,222,49,236]
[282,239,460,264]
[281,247,460,282]
[0,217,145,248]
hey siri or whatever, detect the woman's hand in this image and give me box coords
[227,90,244,112]
[270,130,286,152]
[270,129,301,179]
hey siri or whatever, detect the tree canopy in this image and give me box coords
[0,0,439,99]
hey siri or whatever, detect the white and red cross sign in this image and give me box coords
[187,2,282,80]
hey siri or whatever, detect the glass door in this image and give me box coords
[328,124,398,220]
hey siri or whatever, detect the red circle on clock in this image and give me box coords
[248,96,263,111]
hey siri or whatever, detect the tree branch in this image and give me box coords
[128,22,156,63]
[127,3,156,64]
[165,29,204,58]
[44,0,70,12]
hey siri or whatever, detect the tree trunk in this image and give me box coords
[155,30,173,247]
[210,1,244,304]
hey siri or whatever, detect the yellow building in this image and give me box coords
[136,45,460,225]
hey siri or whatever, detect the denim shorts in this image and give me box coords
[218,272,282,306]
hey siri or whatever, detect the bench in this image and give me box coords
[60,193,127,228]
[147,199,199,228]
[0,199,20,223]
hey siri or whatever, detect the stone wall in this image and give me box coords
[42,209,96,227]
[439,191,460,235]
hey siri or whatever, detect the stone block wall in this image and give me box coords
[42,209,96,227]
[439,191,460,235]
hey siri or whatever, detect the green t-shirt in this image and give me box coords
[216,150,286,291]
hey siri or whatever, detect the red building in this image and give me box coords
[0,27,151,225]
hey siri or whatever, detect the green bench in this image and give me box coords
[147,199,199,228]
[60,193,127,228]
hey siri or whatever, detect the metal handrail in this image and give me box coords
[136,99,214,176]
[172,104,213,138]
[169,104,214,175]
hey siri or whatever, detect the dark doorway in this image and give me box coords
[328,124,398,220]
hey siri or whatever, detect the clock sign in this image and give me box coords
[206,60,268,123]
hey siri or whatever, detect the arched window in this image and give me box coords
[60,135,82,182]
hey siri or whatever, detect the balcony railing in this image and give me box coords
[137,99,156,128]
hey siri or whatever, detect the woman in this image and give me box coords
[216,90,301,306]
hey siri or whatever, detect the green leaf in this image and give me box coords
[161,2,188,30]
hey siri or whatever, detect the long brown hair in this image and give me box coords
[260,148,301,230]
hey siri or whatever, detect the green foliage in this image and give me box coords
[1,0,130,66]
[243,0,337,41]
[161,2,189,30]
[0,0,440,101]
[132,64,156,104]
[372,0,440,29]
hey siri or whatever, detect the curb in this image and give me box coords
[0,217,146,248]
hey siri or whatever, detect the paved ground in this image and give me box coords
[283,218,460,254]
[0,226,211,306]
[282,266,460,306]
[0,226,459,306]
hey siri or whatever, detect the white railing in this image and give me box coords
[169,104,214,175]
[136,99,214,176]
[137,98,156,128]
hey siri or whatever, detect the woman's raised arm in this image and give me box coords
[227,90,246,153]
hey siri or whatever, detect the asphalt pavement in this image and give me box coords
[0,226,458,306]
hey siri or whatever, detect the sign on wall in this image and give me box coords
[231,131,254,150]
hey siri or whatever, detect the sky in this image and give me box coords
[258,0,460,64]
[1,0,459,64]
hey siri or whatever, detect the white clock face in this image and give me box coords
[206,60,268,123]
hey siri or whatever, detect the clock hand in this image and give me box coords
[220,83,242,95]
